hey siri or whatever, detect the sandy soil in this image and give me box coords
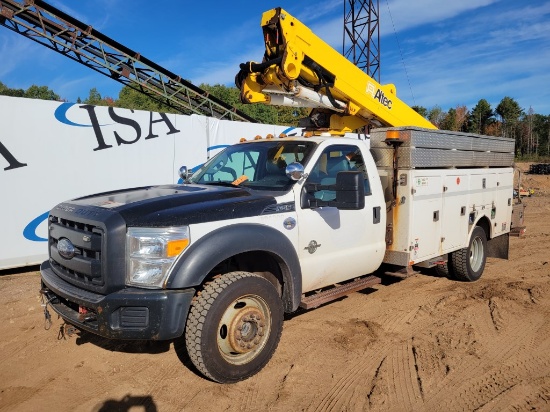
[1,165,550,412]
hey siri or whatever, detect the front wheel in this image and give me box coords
[449,226,487,282]
[185,272,283,383]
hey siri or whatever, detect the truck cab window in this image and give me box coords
[307,144,371,201]
[190,140,316,191]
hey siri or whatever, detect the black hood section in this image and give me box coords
[70,184,277,226]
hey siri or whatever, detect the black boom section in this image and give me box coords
[167,224,302,312]
[0,0,256,122]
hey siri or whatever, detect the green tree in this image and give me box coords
[468,99,494,134]
[81,87,119,107]
[532,113,550,157]
[427,106,445,128]
[440,108,457,131]
[117,85,174,113]
[24,84,59,101]
[276,106,309,127]
[200,83,306,126]
[83,87,104,105]
[200,83,241,107]
[496,96,523,139]
[517,108,550,158]
[455,105,469,132]
[0,81,26,98]
[412,105,428,118]
[439,106,468,132]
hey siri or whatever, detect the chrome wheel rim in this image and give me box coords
[470,236,484,272]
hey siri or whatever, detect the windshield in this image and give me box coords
[189,140,316,191]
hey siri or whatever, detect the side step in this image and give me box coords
[300,275,381,310]
[384,265,418,279]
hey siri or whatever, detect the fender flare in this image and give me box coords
[166,223,302,312]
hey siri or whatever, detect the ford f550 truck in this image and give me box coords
[40,8,520,383]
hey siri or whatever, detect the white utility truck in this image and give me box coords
[40,8,520,383]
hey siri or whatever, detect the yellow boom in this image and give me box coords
[235,7,436,134]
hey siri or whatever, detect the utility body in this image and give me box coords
[40,8,520,383]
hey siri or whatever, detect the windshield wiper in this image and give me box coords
[201,181,243,188]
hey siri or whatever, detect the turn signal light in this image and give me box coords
[167,239,190,257]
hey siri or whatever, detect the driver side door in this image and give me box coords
[296,143,384,292]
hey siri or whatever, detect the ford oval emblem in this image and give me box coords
[58,238,76,260]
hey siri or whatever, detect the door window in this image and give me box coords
[307,144,371,201]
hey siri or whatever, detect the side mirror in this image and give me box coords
[333,171,365,210]
[285,162,304,181]
[179,166,190,182]
[301,171,365,210]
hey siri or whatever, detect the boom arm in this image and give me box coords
[235,7,436,134]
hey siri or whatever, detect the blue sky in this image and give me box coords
[1,0,549,115]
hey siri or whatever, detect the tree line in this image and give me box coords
[1,81,549,159]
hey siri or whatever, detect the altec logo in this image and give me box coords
[366,82,392,109]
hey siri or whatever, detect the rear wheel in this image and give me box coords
[434,258,452,278]
[449,226,487,282]
[185,271,283,383]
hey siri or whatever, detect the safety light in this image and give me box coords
[385,130,400,140]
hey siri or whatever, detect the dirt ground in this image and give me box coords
[1,164,550,412]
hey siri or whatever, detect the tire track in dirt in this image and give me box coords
[131,355,183,412]
[371,276,529,410]
[444,335,550,411]
[308,294,446,412]
[310,347,391,412]
[483,378,550,411]
[301,310,392,411]
[390,340,424,410]
[236,356,297,411]
[0,386,40,411]
[418,300,546,411]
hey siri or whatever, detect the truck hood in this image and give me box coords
[68,184,279,226]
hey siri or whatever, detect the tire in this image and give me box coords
[449,226,487,282]
[185,271,284,383]
[434,259,450,277]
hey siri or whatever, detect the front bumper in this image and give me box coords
[40,261,195,340]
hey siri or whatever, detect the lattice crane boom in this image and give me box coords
[343,0,380,81]
[0,0,256,122]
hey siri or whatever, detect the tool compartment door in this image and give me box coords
[442,174,469,251]
[410,174,442,262]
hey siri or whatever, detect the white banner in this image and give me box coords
[0,96,298,269]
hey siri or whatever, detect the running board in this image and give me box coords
[300,275,381,310]
[384,265,418,279]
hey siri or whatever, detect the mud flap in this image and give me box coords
[487,233,509,260]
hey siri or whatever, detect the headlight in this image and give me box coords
[126,226,190,288]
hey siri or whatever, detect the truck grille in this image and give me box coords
[49,215,104,288]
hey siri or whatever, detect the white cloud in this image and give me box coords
[380,0,500,35]
[189,45,266,86]
[384,23,550,113]
[47,1,90,25]
[0,35,29,78]
[2,0,548,114]
[375,0,550,114]
[293,0,341,22]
